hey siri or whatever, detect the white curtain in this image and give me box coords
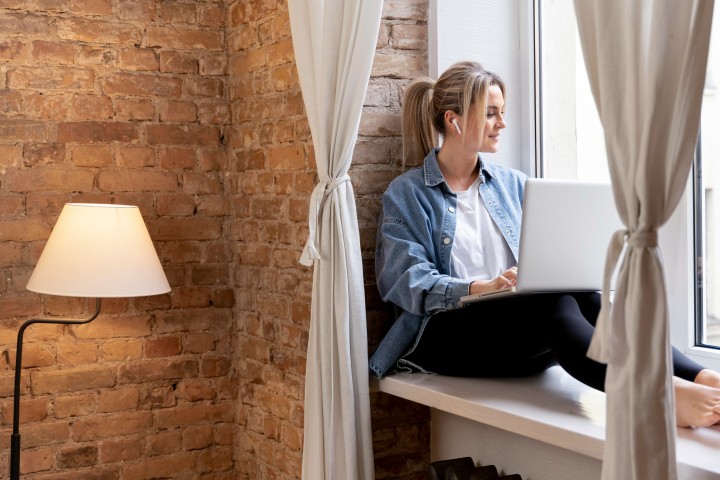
[574,1,714,479]
[288,1,382,479]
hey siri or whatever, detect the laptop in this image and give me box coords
[458,178,623,306]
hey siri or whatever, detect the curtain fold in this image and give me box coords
[287,1,382,479]
[573,1,714,479]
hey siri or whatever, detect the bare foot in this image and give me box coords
[674,377,720,428]
[694,369,720,389]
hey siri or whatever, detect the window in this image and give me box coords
[539,0,720,367]
[431,0,720,368]
[697,8,720,348]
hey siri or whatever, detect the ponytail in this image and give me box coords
[401,78,436,167]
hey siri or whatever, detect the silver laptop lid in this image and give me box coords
[516,178,623,292]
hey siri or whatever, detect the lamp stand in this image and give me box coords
[10,298,102,480]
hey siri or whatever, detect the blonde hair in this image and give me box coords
[401,61,506,166]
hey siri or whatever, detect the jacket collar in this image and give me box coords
[422,147,494,188]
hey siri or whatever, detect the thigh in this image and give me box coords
[405,294,556,377]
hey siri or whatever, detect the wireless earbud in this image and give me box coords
[452,118,462,135]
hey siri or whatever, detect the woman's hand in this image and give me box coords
[469,267,517,295]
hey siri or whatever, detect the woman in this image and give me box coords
[369,61,720,428]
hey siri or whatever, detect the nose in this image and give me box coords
[497,112,506,129]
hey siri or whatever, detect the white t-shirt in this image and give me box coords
[449,176,515,280]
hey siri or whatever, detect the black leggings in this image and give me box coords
[404,292,704,391]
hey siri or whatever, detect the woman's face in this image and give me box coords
[465,85,505,153]
[478,84,506,153]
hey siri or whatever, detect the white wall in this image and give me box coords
[429,0,535,175]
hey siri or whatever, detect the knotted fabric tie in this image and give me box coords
[299,174,352,266]
[587,228,658,363]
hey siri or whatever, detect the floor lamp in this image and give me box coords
[10,203,170,479]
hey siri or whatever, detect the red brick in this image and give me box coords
[160,100,197,122]
[58,445,98,468]
[5,169,94,193]
[161,3,196,24]
[175,379,215,402]
[198,101,230,124]
[197,446,233,473]
[184,332,215,354]
[197,195,229,216]
[102,72,183,97]
[0,89,23,115]
[31,365,116,394]
[7,66,94,91]
[0,144,20,167]
[148,217,221,240]
[182,172,222,194]
[57,122,140,143]
[159,51,198,74]
[98,339,143,362]
[72,411,153,441]
[154,309,230,334]
[72,144,113,168]
[158,147,197,169]
[147,124,220,146]
[71,0,113,15]
[157,195,195,216]
[145,430,182,456]
[78,46,117,66]
[1,397,48,424]
[99,436,141,463]
[183,424,213,450]
[58,17,142,44]
[121,454,195,479]
[118,48,159,71]
[201,355,231,378]
[98,387,139,413]
[23,420,70,448]
[118,1,155,21]
[117,358,198,383]
[20,446,54,474]
[57,341,98,365]
[114,98,156,121]
[69,94,114,120]
[52,394,94,419]
[31,40,75,64]
[97,170,177,192]
[0,119,49,142]
[144,336,181,357]
[171,286,212,308]
[22,143,66,167]
[187,78,225,98]
[0,219,50,242]
[155,403,232,429]
[116,147,155,168]
[147,26,223,51]
[25,94,68,120]
[200,54,226,75]
[0,40,30,60]
[71,315,152,339]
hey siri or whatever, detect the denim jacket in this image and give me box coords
[369,148,527,378]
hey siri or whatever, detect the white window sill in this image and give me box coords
[371,366,720,479]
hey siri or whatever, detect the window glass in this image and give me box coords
[538,0,608,182]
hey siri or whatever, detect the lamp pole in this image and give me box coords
[10,299,102,480]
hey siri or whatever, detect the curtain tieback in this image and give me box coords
[586,228,659,363]
[299,174,352,266]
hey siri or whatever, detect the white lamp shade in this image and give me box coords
[26,203,171,298]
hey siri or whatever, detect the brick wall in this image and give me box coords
[0,1,235,478]
[2,0,431,478]
[228,0,430,479]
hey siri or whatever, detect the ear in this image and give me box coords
[443,110,455,128]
